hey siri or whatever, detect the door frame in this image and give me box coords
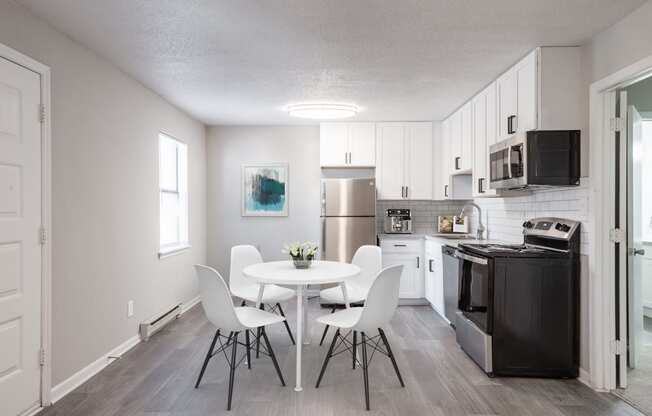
[590,52,652,391]
[0,42,52,407]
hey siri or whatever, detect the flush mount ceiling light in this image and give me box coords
[286,103,360,119]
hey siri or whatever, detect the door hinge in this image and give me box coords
[611,339,625,356]
[610,117,624,132]
[39,348,46,366]
[39,104,46,123]
[39,226,47,245]
[609,228,625,243]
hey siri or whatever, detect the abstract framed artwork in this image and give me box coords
[242,163,289,217]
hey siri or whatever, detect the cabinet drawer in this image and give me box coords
[380,239,422,253]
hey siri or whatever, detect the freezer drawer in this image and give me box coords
[321,178,376,216]
[321,217,376,263]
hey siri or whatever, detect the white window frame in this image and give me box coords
[158,132,190,258]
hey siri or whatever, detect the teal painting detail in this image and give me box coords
[242,164,288,216]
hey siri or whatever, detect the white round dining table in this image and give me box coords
[242,260,360,392]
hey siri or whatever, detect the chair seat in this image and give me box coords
[316,307,363,329]
[319,283,367,305]
[233,284,295,304]
[235,306,285,329]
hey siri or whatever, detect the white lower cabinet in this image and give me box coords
[380,239,424,299]
[425,240,445,317]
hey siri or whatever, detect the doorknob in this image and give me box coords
[629,248,646,256]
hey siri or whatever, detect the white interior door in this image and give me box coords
[0,56,43,415]
[627,104,645,370]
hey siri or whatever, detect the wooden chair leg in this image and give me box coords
[276,303,296,345]
[256,304,264,358]
[316,329,340,388]
[194,329,220,388]
[261,327,286,386]
[245,330,252,369]
[361,332,370,411]
[352,331,357,369]
[379,328,404,387]
[227,332,239,411]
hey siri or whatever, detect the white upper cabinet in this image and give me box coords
[376,122,433,200]
[448,103,473,174]
[376,123,406,200]
[348,123,376,166]
[496,47,583,141]
[460,102,473,171]
[406,123,433,200]
[472,82,497,197]
[320,122,376,167]
[433,121,449,200]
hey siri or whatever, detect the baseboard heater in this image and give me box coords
[139,304,181,341]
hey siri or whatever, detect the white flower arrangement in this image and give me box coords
[282,241,319,260]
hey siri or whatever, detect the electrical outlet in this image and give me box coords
[127,300,134,317]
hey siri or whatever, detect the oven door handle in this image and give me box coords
[455,250,488,265]
[507,146,513,179]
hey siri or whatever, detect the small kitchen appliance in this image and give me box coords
[454,217,580,378]
[489,130,581,190]
[383,209,412,234]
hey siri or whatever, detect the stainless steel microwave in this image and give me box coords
[489,130,581,190]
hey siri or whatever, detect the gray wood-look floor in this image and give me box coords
[42,300,644,416]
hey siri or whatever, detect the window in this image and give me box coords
[159,133,189,256]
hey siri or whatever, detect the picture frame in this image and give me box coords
[241,162,289,217]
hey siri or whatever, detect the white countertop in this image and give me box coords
[378,233,505,248]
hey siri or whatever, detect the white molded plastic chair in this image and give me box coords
[315,264,405,411]
[318,245,382,345]
[230,245,296,347]
[193,264,286,411]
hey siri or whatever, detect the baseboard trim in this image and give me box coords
[578,368,591,389]
[181,295,201,314]
[50,334,140,403]
[50,294,200,405]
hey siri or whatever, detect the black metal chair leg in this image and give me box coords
[260,327,286,386]
[227,332,239,411]
[276,303,296,345]
[361,332,370,411]
[378,328,404,387]
[352,331,357,369]
[240,300,246,306]
[316,329,339,388]
[256,304,264,358]
[194,329,220,388]
[319,307,337,346]
[245,330,252,369]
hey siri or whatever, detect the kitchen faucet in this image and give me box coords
[459,202,485,240]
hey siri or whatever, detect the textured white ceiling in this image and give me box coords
[18,0,645,125]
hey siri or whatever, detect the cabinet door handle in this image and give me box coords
[507,115,516,134]
[405,186,408,199]
[394,244,407,247]
[444,184,448,197]
[348,152,352,164]
[401,186,404,198]
[455,157,460,170]
[478,178,485,194]
[429,259,434,273]
[344,152,348,164]
[416,256,420,269]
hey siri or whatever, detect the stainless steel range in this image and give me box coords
[454,217,581,378]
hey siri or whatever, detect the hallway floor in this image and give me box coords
[42,300,642,416]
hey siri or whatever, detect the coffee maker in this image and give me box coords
[383,209,412,234]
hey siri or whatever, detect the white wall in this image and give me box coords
[206,126,320,275]
[0,1,207,385]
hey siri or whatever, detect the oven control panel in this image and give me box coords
[522,217,579,240]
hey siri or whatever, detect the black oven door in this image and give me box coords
[457,250,492,334]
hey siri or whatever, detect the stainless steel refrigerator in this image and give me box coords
[320,178,376,262]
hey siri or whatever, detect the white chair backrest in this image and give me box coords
[355,265,403,333]
[194,264,242,332]
[229,245,263,292]
[351,245,382,291]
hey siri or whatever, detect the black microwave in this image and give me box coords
[489,130,581,190]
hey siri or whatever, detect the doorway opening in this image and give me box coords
[612,75,652,414]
